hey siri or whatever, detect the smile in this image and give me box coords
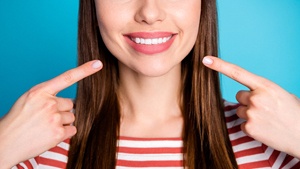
[130,36,172,45]
[124,32,177,55]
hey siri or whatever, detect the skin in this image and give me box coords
[94,0,201,138]
[0,60,102,168]
[0,57,299,168]
[0,0,299,168]
[95,0,201,77]
[203,56,300,159]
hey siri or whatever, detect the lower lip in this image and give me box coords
[124,35,176,55]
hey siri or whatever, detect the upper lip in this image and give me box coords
[124,32,177,39]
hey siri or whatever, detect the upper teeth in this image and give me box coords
[131,36,172,45]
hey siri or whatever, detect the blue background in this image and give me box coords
[0,1,299,117]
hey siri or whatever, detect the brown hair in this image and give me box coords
[67,0,238,168]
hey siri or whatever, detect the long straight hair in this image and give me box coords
[67,0,238,168]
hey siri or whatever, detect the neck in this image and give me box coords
[118,62,182,119]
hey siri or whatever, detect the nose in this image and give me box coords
[134,0,166,25]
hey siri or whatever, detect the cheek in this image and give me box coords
[173,0,201,32]
[95,2,126,38]
[96,7,126,56]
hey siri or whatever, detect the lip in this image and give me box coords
[124,32,177,55]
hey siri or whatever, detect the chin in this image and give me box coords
[135,64,181,78]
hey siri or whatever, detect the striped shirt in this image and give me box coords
[117,137,183,168]
[14,101,300,169]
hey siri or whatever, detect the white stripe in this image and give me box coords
[116,167,184,169]
[282,157,300,169]
[118,140,183,148]
[57,141,69,151]
[29,158,38,168]
[272,152,286,169]
[11,166,18,169]
[226,118,245,129]
[39,151,68,163]
[117,152,183,161]
[225,108,237,117]
[229,130,247,140]
[236,147,274,165]
[232,140,262,152]
[19,163,28,169]
[224,101,237,107]
[39,164,61,169]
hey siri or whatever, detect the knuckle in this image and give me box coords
[54,127,65,141]
[236,106,244,117]
[44,99,58,111]
[68,126,77,137]
[27,86,43,99]
[67,99,75,109]
[245,109,256,120]
[50,113,62,124]
[62,71,74,84]
[70,113,76,123]
[249,94,260,104]
[73,126,77,135]
[65,112,76,123]
[230,68,241,81]
[243,122,255,137]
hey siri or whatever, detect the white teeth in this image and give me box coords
[131,36,172,45]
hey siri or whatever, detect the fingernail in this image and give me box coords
[202,57,213,65]
[92,60,102,69]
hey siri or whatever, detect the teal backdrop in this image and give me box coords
[0,1,299,117]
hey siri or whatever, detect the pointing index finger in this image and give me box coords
[202,56,265,90]
[41,60,102,95]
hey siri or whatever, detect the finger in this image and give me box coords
[62,125,77,140]
[202,56,266,90]
[42,60,102,95]
[56,98,74,112]
[60,111,75,125]
[240,122,250,137]
[236,90,251,105]
[291,93,300,101]
[236,105,248,120]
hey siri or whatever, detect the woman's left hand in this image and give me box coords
[203,56,300,159]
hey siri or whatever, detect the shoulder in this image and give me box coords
[223,100,300,168]
[13,139,70,169]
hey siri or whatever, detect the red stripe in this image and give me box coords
[37,157,67,168]
[16,160,34,169]
[230,136,255,147]
[118,147,183,154]
[48,146,68,156]
[227,125,242,133]
[119,136,182,141]
[238,160,272,169]
[268,150,281,166]
[63,138,70,144]
[235,147,265,158]
[279,155,295,168]
[117,160,183,167]
[16,164,23,169]
[224,104,240,111]
[23,160,34,169]
[293,162,300,168]
[225,114,239,123]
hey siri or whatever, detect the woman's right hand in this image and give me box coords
[0,60,102,168]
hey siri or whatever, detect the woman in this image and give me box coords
[1,0,299,168]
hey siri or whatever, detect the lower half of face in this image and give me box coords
[96,0,201,77]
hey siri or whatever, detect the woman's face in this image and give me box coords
[95,0,201,77]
